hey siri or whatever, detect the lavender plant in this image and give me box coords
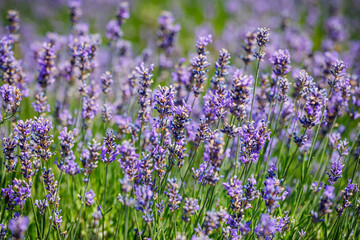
[0,1,360,239]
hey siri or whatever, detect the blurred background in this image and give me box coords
[1,0,360,64]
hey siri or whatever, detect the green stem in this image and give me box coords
[249,47,262,121]
[102,164,109,240]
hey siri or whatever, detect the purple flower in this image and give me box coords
[82,95,98,123]
[34,199,48,215]
[2,179,32,210]
[212,48,231,90]
[157,11,181,54]
[182,198,199,222]
[3,135,17,172]
[300,87,327,129]
[81,140,100,181]
[223,175,243,198]
[336,179,358,215]
[204,131,225,170]
[294,70,314,98]
[312,185,335,222]
[0,223,6,238]
[42,169,59,205]
[241,30,257,65]
[191,54,210,97]
[261,177,288,213]
[49,209,62,230]
[196,34,212,55]
[202,90,229,123]
[1,84,21,114]
[32,92,50,114]
[8,216,29,240]
[277,77,289,103]
[200,210,227,235]
[136,62,154,123]
[6,10,20,34]
[238,120,271,165]
[256,28,270,47]
[68,0,82,25]
[327,158,344,185]
[101,71,113,94]
[31,117,54,163]
[164,178,182,211]
[255,214,277,239]
[57,127,78,173]
[270,49,291,77]
[14,120,33,179]
[116,1,130,26]
[106,20,123,41]
[135,184,154,222]
[192,160,219,186]
[118,140,139,181]
[154,85,176,128]
[37,42,56,89]
[101,131,119,164]
[230,69,253,121]
[170,100,191,142]
[101,104,113,123]
[85,189,96,207]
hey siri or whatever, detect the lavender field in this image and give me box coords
[0,0,360,239]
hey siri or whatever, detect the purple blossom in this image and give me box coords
[256,28,270,47]
[32,92,50,114]
[202,90,229,123]
[212,48,231,90]
[34,199,48,215]
[238,120,271,165]
[2,179,32,210]
[14,120,33,179]
[241,30,257,65]
[68,0,82,25]
[261,177,288,213]
[116,1,130,26]
[37,43,56,89]
[106,20,123,41]
[118,140,139,181]
[164,178,182,211]
[191,54,210,97]
[300,87,327,129]
[31,117,54,163]
[82,95,98,123]
[85,189,96,207]
[254,214,278,240]
[81,140,100,180]
[270,49,291,77]
[101,131,119,164]
[1,84,21,114]
[154,85,176,128]
[294,70,314,98]
[327,158,344,185]
[135,184,154,222]
[182,198,199,222]
[170,100,191,142]
[196,34,212,55]
[230,69,253,121]
[136,62,154,123]
[3,135,17,172]
[101,71,113,94]
[49,209,63,230]
[312,185,335,222]
[8,216,29,240]
[336,179,358,215]
[157,11,181,54]
[6,10,20,35]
